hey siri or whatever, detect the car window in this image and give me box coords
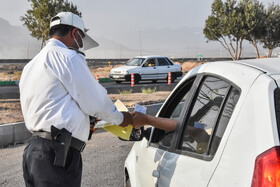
[158,58,170,66]
[144,58,156,67]
[150,77,195,149]
[165,58,174,65]
[180,76,240,156]
[157,89,190,147]
[126,58,145,66]
[209,87,240,155]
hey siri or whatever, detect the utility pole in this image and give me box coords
[119,46,122,59]
[26,43,29,59]
[138,28,142,56]
[194,32,199,59]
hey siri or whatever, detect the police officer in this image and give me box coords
[20,12,133,187]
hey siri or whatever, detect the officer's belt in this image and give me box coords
[33,131,86,152]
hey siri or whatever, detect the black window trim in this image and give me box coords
[157,58,170,66]
[168,74,204,152]
[274,88,280,141]
[173,73,241,161]
[177,75,232,155]
[203,83,231,156]
[149,75,198,151]
[205,86,239,156]
[148,72,241,159]
[165,57,174,65]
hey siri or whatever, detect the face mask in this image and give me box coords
[74,31,84,52]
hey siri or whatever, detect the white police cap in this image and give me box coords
[50,12,99,49]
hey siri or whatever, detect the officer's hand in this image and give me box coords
[119,112,133,127]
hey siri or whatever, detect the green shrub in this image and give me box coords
[141,87,156,94]
[118,89,133,95]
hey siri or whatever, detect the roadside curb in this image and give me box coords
[0,103,163,148]
[0,80,19,86]
[106,84,176,94]
[98,78,114,83]
[0,79,112,86]
[0,122,32,148]
[0,80,177,100]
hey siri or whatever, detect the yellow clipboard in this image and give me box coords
[102,99,133,140]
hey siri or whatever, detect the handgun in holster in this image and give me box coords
[51,125,72,168]
[88,116,97,140]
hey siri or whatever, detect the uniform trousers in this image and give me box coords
[22,136,82,187]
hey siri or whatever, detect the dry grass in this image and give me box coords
[0,61,203,124]
[180,61,203,72]
[0,91,171,125]
[0,99,23,124]
[0,62,203,81]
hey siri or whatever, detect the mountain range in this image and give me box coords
[0,18,271,59]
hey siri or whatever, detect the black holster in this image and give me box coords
[51,125,72,168]
[88,116,97,140]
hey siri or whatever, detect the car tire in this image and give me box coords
[171,73,176,83]
[125,178,131,187]
[116,81,122,84]
[125,170,131,187]
[134,74,140,84]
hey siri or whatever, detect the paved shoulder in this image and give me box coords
[0,131,134,186]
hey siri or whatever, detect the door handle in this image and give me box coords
[152,170,160,178]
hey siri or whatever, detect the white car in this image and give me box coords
[124,58,280,187]
[109,56,182,84]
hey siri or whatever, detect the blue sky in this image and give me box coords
[2,0,278,31]
[0,0,279,58]
[1,0,213,36]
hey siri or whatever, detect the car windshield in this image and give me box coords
[126,58,145,66]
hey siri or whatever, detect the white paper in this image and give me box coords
[94,120,112,128]
[134,104,147,114]
[94,103,147,129]
[94,99,128,128]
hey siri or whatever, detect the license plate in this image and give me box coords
[113,75,119,78]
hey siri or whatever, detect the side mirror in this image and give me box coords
[130,127,144,141]
[119,127,152,141]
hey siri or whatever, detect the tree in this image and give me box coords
[240,0,266,58]
[204,0,247,60]
[261,3,280,57]
[21,0,81,49]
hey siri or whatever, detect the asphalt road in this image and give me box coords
[0,86,18,94]
[0,130,134,187]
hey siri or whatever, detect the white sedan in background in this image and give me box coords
[109,56,182,84]
[124,58,280,187]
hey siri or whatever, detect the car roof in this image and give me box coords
[181,58,280,85]
[133,55,170,59]
[235,58,280,75]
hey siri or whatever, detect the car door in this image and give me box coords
[156,58,171,80]
[153,75,241,187]
[133,76,196,186]
[134,74,241,187]
[141,58,158,80]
